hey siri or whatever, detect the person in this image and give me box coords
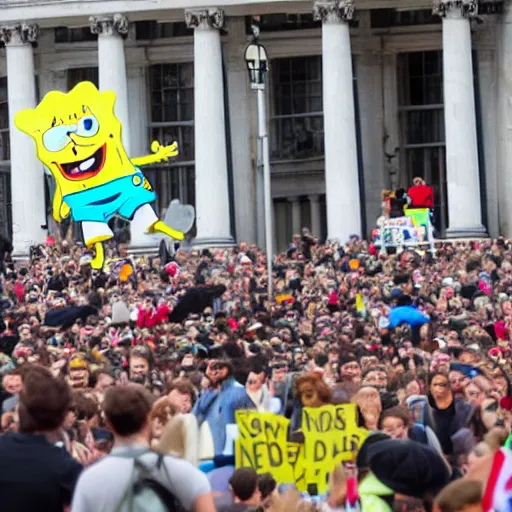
[168,378,195,414]
[389,188,410,218]
[407,177,434,210]
[245,360,281,414]
[426,371,475,461]
[216,467,262,512]
[193,358,254,456]
[71,384,215,512]
[434,479,483,512]
[0,366,82,512]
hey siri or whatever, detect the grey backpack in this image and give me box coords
[114,451,185,512]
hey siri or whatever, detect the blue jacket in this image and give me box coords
[388,305,429,328]
[193,377,255,455]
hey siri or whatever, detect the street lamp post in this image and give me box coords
[245,34,273,297]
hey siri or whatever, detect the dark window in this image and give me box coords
[148,63,195,213]
[0,77,11,237]
[270,56,324,160]
[67,67,99,90]
[478,1,503,14]
[135,21,193,40]
[55,27,97,43]
[370,9,440,29]
[398,51,447,233]
[0,78,9,162]
[246,13,357,34]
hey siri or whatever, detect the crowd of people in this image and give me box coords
[0,232,511,511]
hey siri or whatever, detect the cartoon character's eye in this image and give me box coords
[76,115,99,137]
[42,124,77,152]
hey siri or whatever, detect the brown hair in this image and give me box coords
[19,366,72,433]
[168,378,196,402]
[71,391,99,421]
[434,479,482,512]
[103,384,153,437]
[378,406,411,429]
[150,397,176,427]
[294,372,332,404]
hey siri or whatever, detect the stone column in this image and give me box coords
[1,23,47,253]
[309,195,322,238]
[434,0,486,237]
[314,0,361,242]
[357,52,385,232]
[90,14,130,154]
[288,196,301,236]
[185,8,233,246]
[497,1,512,237]
[225,16,256,244]
[477,50,499,238]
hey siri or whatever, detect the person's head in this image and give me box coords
[340,357,361,383]
[429,371,452,403]
[295,372,332,408]
[102,383,154,440]
[129,348,152,381]
[466,441,492,471]
[362,366,388,390]
[167,379,195,414]
[2,370,23,395]
[246,370,266,393]
[229,467,261,505]
[92,369,115,393]
[18,366,72,434]
[149,396,176,442]
[465,381,485,407]
[413,177,425,186]
[258,473,277,508]
[406,378,421,397]
[67,353,90,389]
[379,406,410,440]
[206,359,232,386]
[433,479,482,512]
[354,386,382,429]
[449,370,468,395]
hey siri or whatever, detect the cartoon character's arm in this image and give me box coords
[130,141,179,167]
[52,184,70,222]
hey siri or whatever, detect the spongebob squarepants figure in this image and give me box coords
[14,81,190,269]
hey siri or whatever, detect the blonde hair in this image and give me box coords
[156,413,199,466]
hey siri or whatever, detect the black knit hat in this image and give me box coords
[367,439,450,499]
[356,432,390,470]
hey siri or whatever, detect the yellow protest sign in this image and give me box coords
[302,404,368,494]
[235,405,367,495]
[286,442,307,492]
[235,410,294,484]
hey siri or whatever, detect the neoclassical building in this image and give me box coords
[0,0,508,253]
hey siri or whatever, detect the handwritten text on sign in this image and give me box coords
[235,404,367,495]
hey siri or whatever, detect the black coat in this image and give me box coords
[168,285,226,323]
[44,306,98,329]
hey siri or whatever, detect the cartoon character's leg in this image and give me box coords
[81,221,114,269]
[132,204,185,241]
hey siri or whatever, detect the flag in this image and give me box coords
[482,447,512,512]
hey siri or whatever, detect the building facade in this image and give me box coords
[0,0,508,253]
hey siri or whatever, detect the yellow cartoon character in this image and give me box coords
[15,81,189,269]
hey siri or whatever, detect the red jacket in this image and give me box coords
[408,184,434,208]
[136,304,170,329]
